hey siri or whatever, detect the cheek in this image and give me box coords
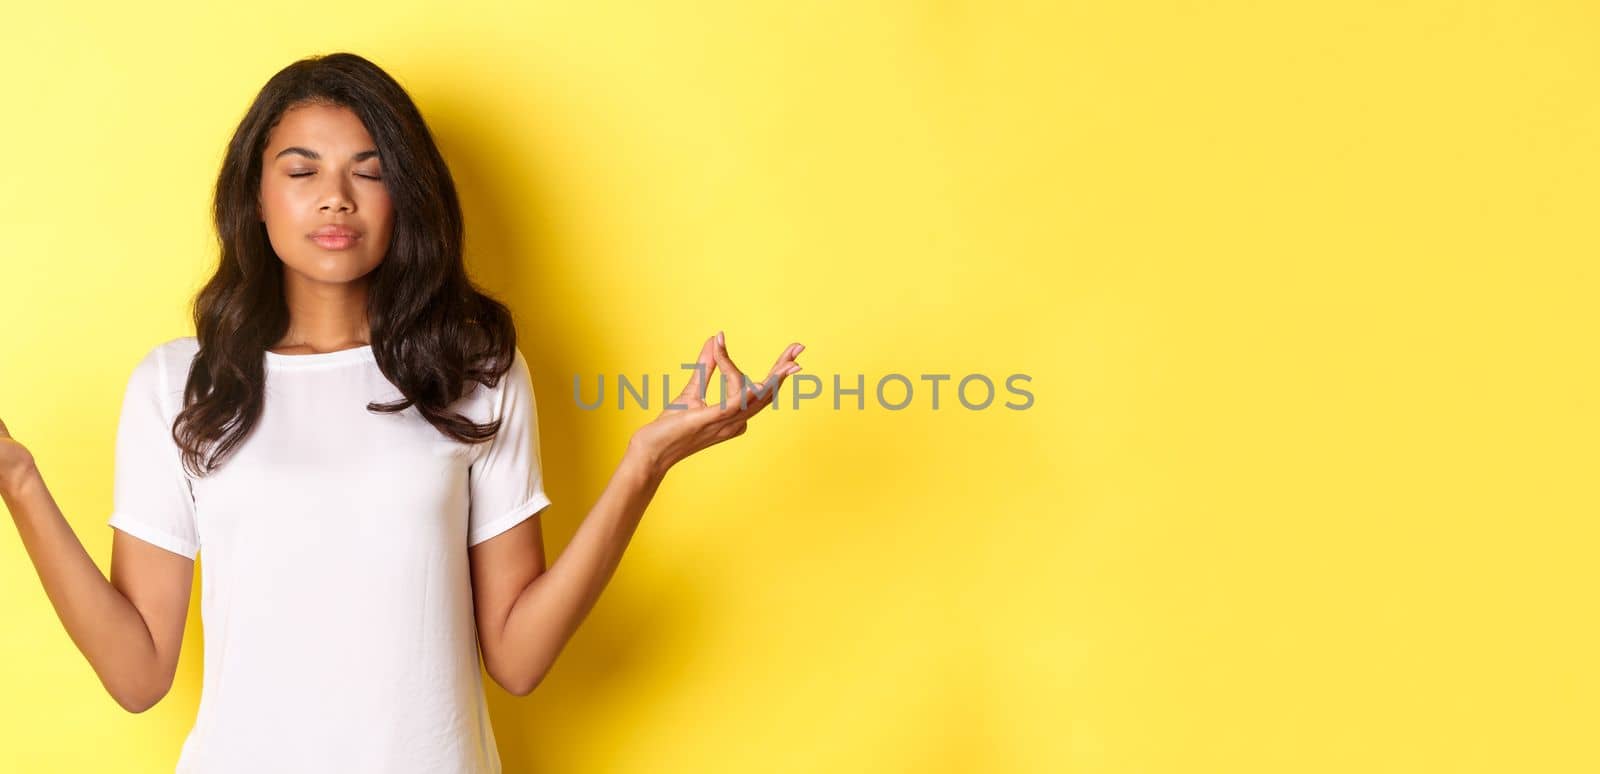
[258,182,299,221]
[368,195,396,241]
[370,188,394,219]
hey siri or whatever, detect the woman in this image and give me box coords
[0,52,803,773]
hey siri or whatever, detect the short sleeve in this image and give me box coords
[466,347,552,546]
[106,343,201,559]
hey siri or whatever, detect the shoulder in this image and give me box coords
[497,345,533,402]
[451,346,535,443]
[153,336,199,376]
[508,345,530,381]
[137,335,198,366]
[139,335,199,380]
[126,336,199,416]
[155,335,200,361]
[464,345,532,401]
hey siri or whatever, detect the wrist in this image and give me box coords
[1,462,43,506]
[622,435,670,486]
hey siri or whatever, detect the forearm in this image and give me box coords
[494,445,666,693]
[2,469,164,711]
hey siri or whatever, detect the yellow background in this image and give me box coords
[2,1,1596,772]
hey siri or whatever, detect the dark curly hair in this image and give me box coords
[175,51,519,477]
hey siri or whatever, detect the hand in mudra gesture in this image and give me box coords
[628,331,804,476]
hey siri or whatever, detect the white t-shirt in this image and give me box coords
[105,335,552,774]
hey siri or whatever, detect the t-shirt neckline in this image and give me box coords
[264,344,376,369]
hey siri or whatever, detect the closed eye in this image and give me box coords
[287,171,383,180]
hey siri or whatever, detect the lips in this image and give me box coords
[309,224,361,250]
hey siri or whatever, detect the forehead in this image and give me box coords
[264,103,376,154]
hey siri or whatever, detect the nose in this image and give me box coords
[318,177,356,214]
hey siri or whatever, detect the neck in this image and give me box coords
[274,268,371,352]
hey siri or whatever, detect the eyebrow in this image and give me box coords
[273,146,380,162]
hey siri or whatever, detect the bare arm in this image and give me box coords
[1,421,193,713]
[470,445,662,695]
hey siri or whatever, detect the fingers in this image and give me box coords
[772,342,804,379]
[750,342,803,400]
[732,341,804,418]
[676,334,719,404]
[684,332,805,417]
[712,331,748,411]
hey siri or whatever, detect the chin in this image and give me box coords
[286,256,382,284]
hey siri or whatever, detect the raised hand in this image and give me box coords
[626,331,804,477]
